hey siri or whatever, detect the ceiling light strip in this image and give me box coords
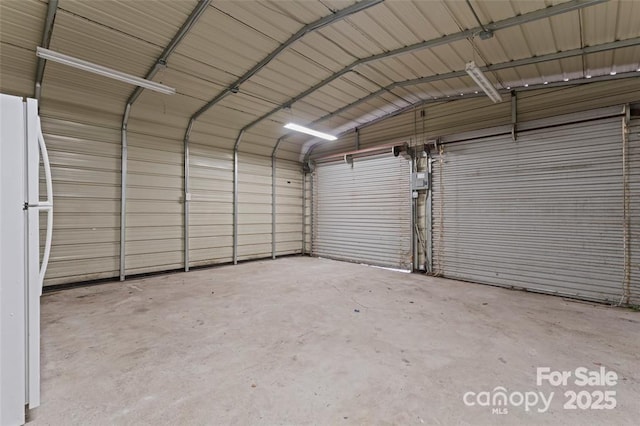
[36,47,176,95]
[284,123,337,141]
[465,61,502,103]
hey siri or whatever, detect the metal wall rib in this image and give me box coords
[432,115,627,303]
[313,153,412,270]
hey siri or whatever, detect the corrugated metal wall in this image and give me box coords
[188,144,234,267]
[629,116,640,305]
[310,130,357,159]
[39,114,121,285]
[432,116,627,303]
[310,79,640,159]
[275,160,303,256]
[312,153,412,270]
[517,81,640,122]
[37,96,306,284]
[0,0,45,97]
[125,131,184,276]
[237,153,273,261]
[358,98,512,149]
[37,35,128,286]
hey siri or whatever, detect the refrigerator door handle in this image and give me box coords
[37,117,53,294]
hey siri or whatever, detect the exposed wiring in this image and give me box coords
[436,143,445,276]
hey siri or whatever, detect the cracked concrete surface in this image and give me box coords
[30,257,639,425]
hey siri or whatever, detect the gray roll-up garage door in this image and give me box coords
[433,114,630,303]
[313,153,412,270]
[629,116,640,305]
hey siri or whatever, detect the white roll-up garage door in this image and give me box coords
[312,153,412,270]
[433,114,631,303]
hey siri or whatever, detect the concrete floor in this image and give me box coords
[31,257,639,425]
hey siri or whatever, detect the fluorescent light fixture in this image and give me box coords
[284,123,337,141]
[36,47,175,95]
[465,61,502,103]
[610,71,617,75]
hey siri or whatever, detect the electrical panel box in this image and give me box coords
[412,172,429,190]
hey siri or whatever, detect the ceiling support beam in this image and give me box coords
[287,37,640,142]
[190,0,384,123]
[119,0,211,281]
[303,72,640,160]
[234,0,606,143]
[34,0,58,100]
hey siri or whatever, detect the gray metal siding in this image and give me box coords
[432,117,627,303]
[629,117,640,305]
[313,153,412,270]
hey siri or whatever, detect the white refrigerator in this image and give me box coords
[0,93,53,425]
